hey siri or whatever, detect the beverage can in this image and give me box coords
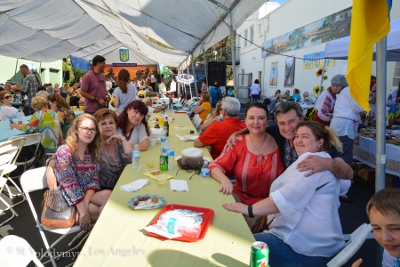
[250,241,269,267]
[159,155,168,171]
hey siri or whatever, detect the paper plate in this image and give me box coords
[159,209,203,225]
[128,194,166,210]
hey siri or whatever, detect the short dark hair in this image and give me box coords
[19,64,29,71]
[92,55,106,66]
[274,102,303,120]
[245,102,268,119]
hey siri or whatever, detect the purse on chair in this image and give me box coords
[41,188,76,228]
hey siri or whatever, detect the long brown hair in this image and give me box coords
[65,114,101,162]
[117,100,150,136]
[48,93,71,111]
[117,69,130,94]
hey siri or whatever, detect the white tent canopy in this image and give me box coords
[0,0,265,68]
[325,18,400,61]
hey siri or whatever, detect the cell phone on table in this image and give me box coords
[10,119,16,124]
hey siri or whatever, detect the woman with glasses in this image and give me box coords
[49,114,110,230]
[10,96,62,153]
[0,91,18,120]
[116,100,150,151]
[223,121,350,267]
[209,102,285,233]
[48,93,76,139]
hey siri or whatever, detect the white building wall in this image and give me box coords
[0,55,62,86]
[237,0,400,100]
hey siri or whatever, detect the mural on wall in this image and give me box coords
[302,51,335,69]
[104,64,157,81]
[261,7,351,58]
[269,62,278,86]
[284,56,295,87]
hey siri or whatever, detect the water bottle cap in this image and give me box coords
[168,150,174,156]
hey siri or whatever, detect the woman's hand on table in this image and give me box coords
[223,202,247,215]
[219,179,234,195]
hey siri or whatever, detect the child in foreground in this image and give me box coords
[352,188,400,267]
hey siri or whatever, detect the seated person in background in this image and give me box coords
[302,91,312,105]
[283,90,291,101]
[10,96,62,153]
[48,93,76,140]
[142,97,166,121]
[36,90,49,100]
[0,91,18,120]
[352,188,400,267]
[209,102,285,233]
[195,97,245,159]
[53,83,60,94]
[386,81,400,108]
[226,87,235,97]
[290,88,301,102]
[46,86,54,95]
[47,114,110,230]
[193,92,211,125]
[224,121,351,267]
[200,100,223,133]
[116,100,150,151]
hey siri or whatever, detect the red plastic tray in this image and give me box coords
[146,204,214,242]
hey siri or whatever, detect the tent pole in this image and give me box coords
[202,42,208,86]
[375,36,387,192]
[317,59,326,98]
[191,54,197,97]
[229,11,237,96]
[13,59,19,82]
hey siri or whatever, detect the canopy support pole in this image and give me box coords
[191,54,197,97]
[375,36,387,192]
[229,11,237,95]
[13,59,19,82]
[202,42,208,86]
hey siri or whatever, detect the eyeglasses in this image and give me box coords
[79,127,97,134]
[176,167,201,180]
[3,95,11,99]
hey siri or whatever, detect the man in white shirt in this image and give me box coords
[159,78,167,97]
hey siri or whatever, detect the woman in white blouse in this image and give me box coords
[223,121,350,267]
[0,91,18,120]
[116,100,150,151]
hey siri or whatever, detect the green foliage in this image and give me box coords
[72,68,88,85]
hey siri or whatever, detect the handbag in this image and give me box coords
[41,188,76,228]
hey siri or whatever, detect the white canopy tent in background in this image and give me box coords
[0,0,265,69]
[325,18,400,61]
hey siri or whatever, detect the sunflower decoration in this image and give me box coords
[316,68,327,77]
[313,85,325,98]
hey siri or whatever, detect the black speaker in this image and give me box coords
[207,62,226,87]
[62,71,70,81]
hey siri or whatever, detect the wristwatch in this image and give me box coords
[120,137,126,142]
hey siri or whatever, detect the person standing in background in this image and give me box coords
[113,69,137,115]
[79,55,109,115]
[249,79,261,103]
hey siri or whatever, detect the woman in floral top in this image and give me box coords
[10,96,62,152]
[52,114,110,230]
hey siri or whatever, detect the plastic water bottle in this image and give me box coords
[168,145,175,170]
[132,144,141,170]
[201,161,210,178]
[18,107,24,125]
[160,134,167,153]
[161,140,169,155]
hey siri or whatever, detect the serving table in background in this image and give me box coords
[74,112,255,267]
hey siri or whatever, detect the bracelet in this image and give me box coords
[94,97,98,101]
[120,137,126,142]
[248,205,254,218]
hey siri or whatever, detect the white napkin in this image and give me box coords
[119,179,149,192]
[170,179,189,192]
[145,224,182,239]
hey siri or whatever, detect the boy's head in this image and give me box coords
[367,188,400,257]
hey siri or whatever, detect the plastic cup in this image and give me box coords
[158,117,164,125]
[79,106,84,111]
[149,138,157,147]
[73,106,77,111]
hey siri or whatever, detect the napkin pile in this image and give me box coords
[119,179,149,192]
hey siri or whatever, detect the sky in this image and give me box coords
[274,0,287,4]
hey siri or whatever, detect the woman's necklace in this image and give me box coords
[249,134,268,166]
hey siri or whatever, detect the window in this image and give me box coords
[244,29,248,47]
[258,23,262,36]
[250,25,254,44]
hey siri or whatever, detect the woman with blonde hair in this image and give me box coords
[200,100,223,132]
[48,93,76,139]
[114,69,137,115]
[10,96,62,153]
[50,114,110,230]
[193,92,211,124]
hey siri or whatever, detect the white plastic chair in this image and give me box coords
[192,114,202,133]
[0,235,44,267]
[20,167,82,267]
[327,223,373,267]
[8,133,42,175]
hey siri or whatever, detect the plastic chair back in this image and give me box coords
[0,235,45,267]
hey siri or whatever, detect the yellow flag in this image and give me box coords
[347,0,391,112]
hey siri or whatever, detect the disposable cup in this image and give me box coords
[73,106,77,111]
[158,117,164,125]
[149,138,157,147]
[79,106,84,111]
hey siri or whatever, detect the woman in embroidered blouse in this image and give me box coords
[224,121,351,267]
[52,114,109,230]
[48,93,76,139]
[209,102,285,232]
[116,100,150,151]
[10,96,62,153]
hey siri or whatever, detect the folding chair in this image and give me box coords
[0,235,45,267]
[8,133,43,175]
[20,167,83,267]
[327,223,373,267]
[0,147,19,226]
[0,137,26,207]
